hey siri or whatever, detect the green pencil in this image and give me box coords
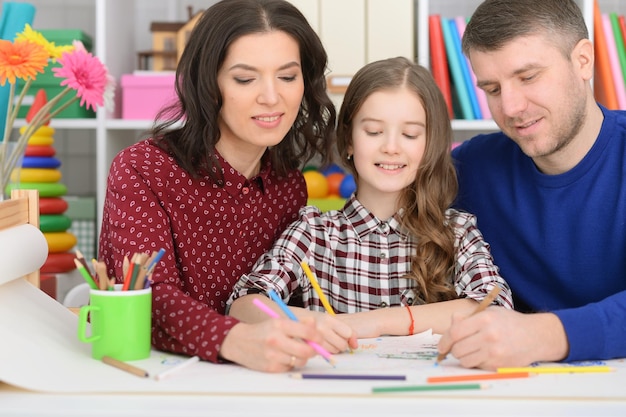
[372,383,486,394]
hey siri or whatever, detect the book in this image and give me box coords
[602,13,626,109]
[449,17,481,119]
[428,14,454,118]
[618,15,626,50]
[454,16,491,119]
[441,16,473,120]
[609,13,626,92]
[593,0,618,109]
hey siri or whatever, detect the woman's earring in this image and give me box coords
[346,154,352,161]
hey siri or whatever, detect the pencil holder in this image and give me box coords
[77,284,152,361]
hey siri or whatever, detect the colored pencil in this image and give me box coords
[122,253,136,291]
[291,373,406,381]
[497,366,613,374]
[301,261,335,315]
[73,258,98,290]
[253,296,335,366]
[372,383,486,394]
[146,248,166,274]
[102,356,149,378]
[427,372,530,383]
[436,286,501,363]
[154,356,200,381]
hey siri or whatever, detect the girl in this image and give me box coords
[227,57,513,365]
[99,0,339,373]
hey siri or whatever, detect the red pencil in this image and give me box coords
[122,253,137,291]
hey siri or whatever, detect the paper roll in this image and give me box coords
[0,223,48,286]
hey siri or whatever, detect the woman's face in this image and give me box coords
[216,30,304,159]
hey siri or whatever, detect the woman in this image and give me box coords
[98,0,340,373]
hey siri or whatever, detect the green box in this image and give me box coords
[16,30,95,119]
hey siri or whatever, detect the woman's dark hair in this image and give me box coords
[151,0,335,180]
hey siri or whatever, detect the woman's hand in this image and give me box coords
[219,318,322,373]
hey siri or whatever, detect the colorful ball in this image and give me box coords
[321,163,344,176]
[303,170,328,198]
[339,174,356,198]
[326,172,345,197]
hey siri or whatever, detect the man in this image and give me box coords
[439,0,626,370]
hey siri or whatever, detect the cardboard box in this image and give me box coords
[121,73,177,120]
[16,30,95,119]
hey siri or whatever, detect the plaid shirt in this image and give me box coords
[227,195,513,312]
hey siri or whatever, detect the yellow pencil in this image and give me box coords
[497,366,613,374]
[301,261,353,354]
[301,261,335,315]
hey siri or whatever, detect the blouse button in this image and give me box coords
[239,230,245,238]
[380,252,387,259]
[242,187,250,195]
[379,302,388,308]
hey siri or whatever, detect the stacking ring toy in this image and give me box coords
[25,145,56,157]
[16,168,62,183]
[39,197,69,214]
[40,214,72,233]
[6,182,67,197]
[45,231,77,253]
[41,252,77,274]
[22,156,61,169]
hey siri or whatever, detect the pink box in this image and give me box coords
[121,74,177,120]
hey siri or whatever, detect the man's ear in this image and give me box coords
[572,38,594,81]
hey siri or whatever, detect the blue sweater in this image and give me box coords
[452,106,626,362]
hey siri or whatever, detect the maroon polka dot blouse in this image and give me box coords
[98,139,307,362]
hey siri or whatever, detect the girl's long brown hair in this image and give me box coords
[336,57,458,303]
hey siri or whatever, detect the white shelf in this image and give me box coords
[451,119,498,132]
[13,118,98,129]
[104,119,154,130]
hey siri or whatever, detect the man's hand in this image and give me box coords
[437,307,569,370]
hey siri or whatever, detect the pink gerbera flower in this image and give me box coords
[52,41,109,111]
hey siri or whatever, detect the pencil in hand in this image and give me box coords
[301,261,353,354]
[259,293,336,366]
[436,286,501,364]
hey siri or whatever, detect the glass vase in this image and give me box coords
[0,141,25,201]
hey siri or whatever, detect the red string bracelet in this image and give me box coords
[405,305,415,335]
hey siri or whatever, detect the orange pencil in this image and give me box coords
[427,372,530,384]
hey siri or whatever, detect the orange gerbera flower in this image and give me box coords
[0,38,48,86]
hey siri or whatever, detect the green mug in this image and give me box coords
[77,284,152,361]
